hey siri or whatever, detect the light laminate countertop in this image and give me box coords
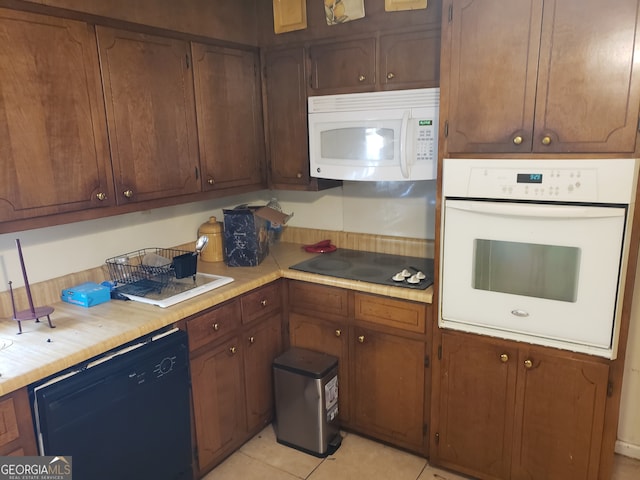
[0,242,433,396]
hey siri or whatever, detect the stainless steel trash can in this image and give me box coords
[273,347,341,457]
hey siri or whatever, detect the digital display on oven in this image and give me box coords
[517,173,543,183]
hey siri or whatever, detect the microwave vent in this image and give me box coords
[308,88,440,113]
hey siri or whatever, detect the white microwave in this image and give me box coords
[308,88,439,182]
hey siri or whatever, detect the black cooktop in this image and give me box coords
[289,248,434,290]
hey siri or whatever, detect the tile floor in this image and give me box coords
[203,425,640,480]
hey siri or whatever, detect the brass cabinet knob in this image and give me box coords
[513,135,523,145]
[229,346,237,354]
[500,353,509,363]
[524,359,533,369]
[358,335,365,343]
[387,72,395,80]
[296,172,303,179]
[541,136,552,145]
[358,74,366,82]
[335,329,342,337]
[123,189,134,198]
[96,192,107,201]
[249,336,255,344]
[260,299,267,307]
[207,178,215,185]
[212,323,220,331]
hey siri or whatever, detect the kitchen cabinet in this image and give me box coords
[442,0,640,154]
[0,8,113,222]
[187,282,283,475]
[432,330,609,480]
[191,44,265,192]
[263,46,313,188]
[287,280,429,454]
[309,38,376,94]
[0,387,38,456]
[96,26,200,204]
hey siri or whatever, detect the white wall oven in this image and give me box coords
[439,158,639,358]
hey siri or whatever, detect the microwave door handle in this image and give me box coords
[447,200,626,219]
[400,111,410,178]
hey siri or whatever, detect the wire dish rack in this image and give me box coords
[106,248,193,297]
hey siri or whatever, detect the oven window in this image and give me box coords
[473,239,580,302]
[320,127,394,162]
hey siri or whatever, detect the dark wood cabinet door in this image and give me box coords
[0,9,113,221]
[351,326,426,452]
[532,0,640,153]
[433,331,517,480]
[443,0,542,153]
[379,28,440,90]
[511,349,609,480]
[309,38,376,94]
[96,27,200,204]
[289,312,350,423]
[192,44,265,191]
[243,314,282,433]
[190,336,246,473]
[263,47,310,188]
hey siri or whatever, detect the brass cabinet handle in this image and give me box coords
[387,72,395,80]
[513,135,523,145]
[358,74,366,82]
[335,329,342,337]
[123,189,134,198]
[229,346,237,354]
[358,335,365,343]
[96,192,107,201]
[212,323,220,331]
[260,299,267,307]
[296,172,303,179]
[524,359,533,369]
[249,336,255,344]
[500,353,509,363]
[541,136,552,145]
[207,178,214,185]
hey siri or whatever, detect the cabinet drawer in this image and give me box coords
[187,299,241,352]
[288,281,349,318]
[354,293,426,333]
[241,282,281,324]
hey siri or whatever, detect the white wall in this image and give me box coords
[0,181,435,292]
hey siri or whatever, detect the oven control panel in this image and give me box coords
[443,158,638,204]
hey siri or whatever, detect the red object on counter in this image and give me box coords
[303,239,337,253]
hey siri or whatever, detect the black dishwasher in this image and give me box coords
[32,328,192,480]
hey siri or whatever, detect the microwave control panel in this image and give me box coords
[415,118,436,162]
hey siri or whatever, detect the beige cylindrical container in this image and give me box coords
[197,216,224,262]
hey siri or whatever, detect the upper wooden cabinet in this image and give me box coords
[263,46,313,188]
[96,26,200,204]
[309,38,376,94]
[191,44,265,192]
[432,330,610,480]
[0,8,113,222]
[443,0,640,154]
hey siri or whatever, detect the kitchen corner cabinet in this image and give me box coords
[96,26,200,204]
[187,282,282,475]
[263,47,314,188]
[287,280,430,455]
[0,388,38,456]
[442,0,640,154]
[432,330,609,480]
[0,8,114,222]
[191,44,265,192]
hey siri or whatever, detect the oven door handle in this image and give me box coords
[446,200,625,219]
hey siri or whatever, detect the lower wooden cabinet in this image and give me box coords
[287,280,430,455]
[0,387,38,456]
[187,282,283,475]
[432,330,609,480]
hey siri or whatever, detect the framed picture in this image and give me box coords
[385,0,428,11]
[273,0,307,34]
[325,0,365,25]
